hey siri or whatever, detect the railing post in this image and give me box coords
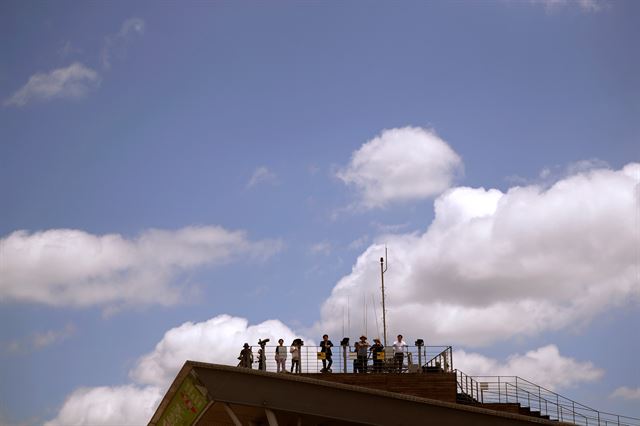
[466,374,469,396]
[557,394,560,421]
[342,345,348,374]
[516,377,519,405]
[498,376,501,403]
[573,401,576,424]
[538,386,541,414]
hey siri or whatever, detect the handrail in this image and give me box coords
[234,344,453,374]
[422,345,453,372]
[455,370,640,426]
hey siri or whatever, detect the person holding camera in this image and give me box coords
[257,339,269,371]
[320,334,333,373]
[370,338,384,373]
[275,338,287,373]
[290,338,303,373]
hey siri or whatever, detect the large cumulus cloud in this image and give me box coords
[320,163,640,346]
[44,385,162,426]
[45,315,310,425]
[131,314,313,387]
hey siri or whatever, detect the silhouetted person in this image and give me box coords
[238,343,253,368]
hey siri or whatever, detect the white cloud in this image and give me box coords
[246,166,278,188]
[319,163,640,346]
[455,345,604,391]
[4,63,100,107]
[610,387,640,401]
[44,385,162,426]
[0,226,282,309]
[46,314,309,425]
[337,127,463,209]
[101,18,145,69]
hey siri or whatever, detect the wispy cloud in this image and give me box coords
[506,159,610,187]
[348,235,369,250]
[4,63,100,107]
[101,18,145,70]
[5,324,76,354]
[611,387,640,401]
[246,166,278,188]
[58,41,82,58]
[310,241,332,256]
[529,0,607,13]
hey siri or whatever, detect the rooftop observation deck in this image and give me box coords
[148,345,639,426]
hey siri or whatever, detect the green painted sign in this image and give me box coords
[157,373,209,426]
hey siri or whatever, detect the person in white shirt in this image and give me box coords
[290,339,302,373]
[392,334,407,373]
[275,339,287,373]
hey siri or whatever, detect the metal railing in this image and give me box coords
[456,370,640,426]
[237,344,453,374]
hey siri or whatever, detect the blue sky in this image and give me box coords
[1,1,639,424]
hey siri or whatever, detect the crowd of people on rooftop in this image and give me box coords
[237,334,411,374]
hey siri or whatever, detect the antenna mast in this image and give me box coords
[380,246,388,346]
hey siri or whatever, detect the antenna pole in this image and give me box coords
[380,247,388,346]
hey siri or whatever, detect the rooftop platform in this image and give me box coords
[149,361,568,426]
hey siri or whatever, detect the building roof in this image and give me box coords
[149,361,568,426]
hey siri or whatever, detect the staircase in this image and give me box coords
[455,370,640,426]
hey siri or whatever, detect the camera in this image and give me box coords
[258,338,270,346]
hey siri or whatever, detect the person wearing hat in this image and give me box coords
[355,335,369,373]
[238,343,253,368]
[370,338,384,373]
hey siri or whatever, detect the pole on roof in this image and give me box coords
[380,246,388,346]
